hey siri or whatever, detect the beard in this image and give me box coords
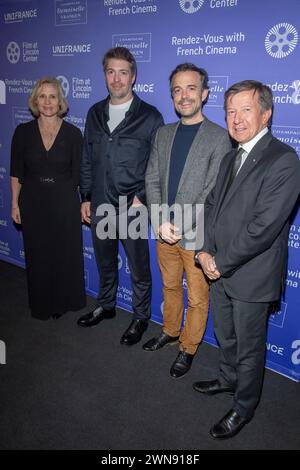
[107,82,133,103]
[176,100,201,119]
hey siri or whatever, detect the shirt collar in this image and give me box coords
[239,127,269,154]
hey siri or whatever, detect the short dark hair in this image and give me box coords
[224,80,273,114]
[169,63,209,91]
[102,47,137,76]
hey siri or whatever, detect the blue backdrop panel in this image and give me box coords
[0,0,299,380]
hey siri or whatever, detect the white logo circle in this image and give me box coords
[265,23,298,58]
[56,75,69,97]
[118,254,123,271]
[7,41,20,64]
[160,301,164,314]
[179,0,204,14]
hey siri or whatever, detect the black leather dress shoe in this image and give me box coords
[77,306,116,327]
[120,319,148,345]
[193,379,234,395]
[170,351,194,378]
[143,331,179,351]
[210,409,250,439]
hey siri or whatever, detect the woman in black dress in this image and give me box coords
[10,77,86,319]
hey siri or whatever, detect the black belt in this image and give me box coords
[25,176,72,184]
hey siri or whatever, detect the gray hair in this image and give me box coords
[224,80,273,113]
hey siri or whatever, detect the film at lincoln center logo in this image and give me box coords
[265,23,298,58]
[179,0,205,14]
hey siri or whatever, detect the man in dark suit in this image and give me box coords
[77,47,163,345]
[194,80,300,439]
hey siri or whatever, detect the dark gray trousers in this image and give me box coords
[211,278,270,419]
[91,214,151,321]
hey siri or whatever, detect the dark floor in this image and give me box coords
[0,260,299,450]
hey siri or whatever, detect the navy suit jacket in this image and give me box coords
[203,131,300,302]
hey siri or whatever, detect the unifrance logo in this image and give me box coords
[56,75,69,97]
[179,0,205,13]
[4,8,37,24]
[52,43,91,57]
[265,23,298,59]
[7,41,20,64]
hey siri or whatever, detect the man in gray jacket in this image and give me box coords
[144,63,231,378]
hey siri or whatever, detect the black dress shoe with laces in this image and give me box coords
[193,379,234,395]
[77,306,116,327]
[120,319,148,345]
[143,331,179,351]
[170,351,194,378]
[210,409,250,439]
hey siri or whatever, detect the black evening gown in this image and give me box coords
[10,119,86,319]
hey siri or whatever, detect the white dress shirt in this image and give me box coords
[237,127,269,174]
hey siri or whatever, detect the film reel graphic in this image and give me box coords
[179,0,205,14]
[265,23,298,58]
[7,41,20,64]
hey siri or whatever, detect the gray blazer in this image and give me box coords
[145,117,232,250]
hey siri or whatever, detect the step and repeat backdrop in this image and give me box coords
[0,0,299,380]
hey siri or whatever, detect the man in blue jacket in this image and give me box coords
[77,47,163,345]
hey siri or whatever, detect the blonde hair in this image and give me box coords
[28,77,68,117]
